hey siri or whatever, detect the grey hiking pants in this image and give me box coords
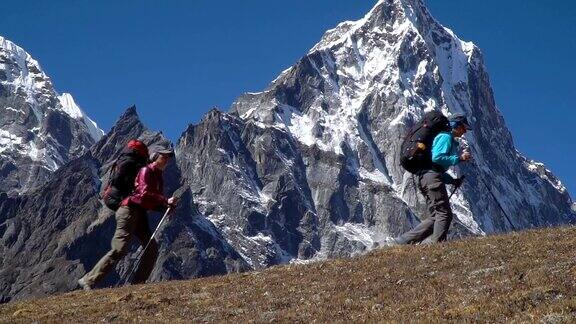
[397,170,454,244]
[82,206,159,286]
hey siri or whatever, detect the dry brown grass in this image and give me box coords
[2,226,576,323]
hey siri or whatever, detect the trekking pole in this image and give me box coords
[448,175,465,200]
[460,144,517,231]
[478,176,517,231]
[120,206,172,286]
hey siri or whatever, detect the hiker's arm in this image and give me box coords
[431,134,460,168]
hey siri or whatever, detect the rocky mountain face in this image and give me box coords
[176,109,418,267]
[0,0,574,303]
[0,36,103,196]
[181,0,575,267]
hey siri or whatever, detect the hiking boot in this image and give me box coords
[372,238,401,249]
[77,277,93,291]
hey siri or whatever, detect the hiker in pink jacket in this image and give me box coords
[78,145,177,290]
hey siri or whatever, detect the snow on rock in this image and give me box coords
[334,223,376,249]
[57,92,84,119]
[0,129,23,151]
[58,93,104,142]
[524,159,566,193]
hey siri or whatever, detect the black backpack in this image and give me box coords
[102,139,149,211]
[400,111,450,174]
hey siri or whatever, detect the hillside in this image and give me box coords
[2,226,576,322]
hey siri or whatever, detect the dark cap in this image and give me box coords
[449,114,472,130]
[149,144,175,161]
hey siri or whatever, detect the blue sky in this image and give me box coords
[1,0,574,195]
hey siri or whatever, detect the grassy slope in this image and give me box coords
[2,226,576,322]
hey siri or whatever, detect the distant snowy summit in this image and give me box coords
[57,92,104,141]
[0,35,103,194]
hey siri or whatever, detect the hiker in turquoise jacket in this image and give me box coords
[432,128,464,184]
[396,114,472,244]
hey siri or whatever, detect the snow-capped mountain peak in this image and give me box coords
[227,0,575,263]
[58,93,104,142]
[0,35,37,70]
[57,92,84,119]
[238,0,480,160]
[0,35,103,194]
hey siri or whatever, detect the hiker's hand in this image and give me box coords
[460,151,471,162]
[453,177,465,188]
[168,197,179,207]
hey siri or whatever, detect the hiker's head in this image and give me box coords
[149,146,175,170]
[449,114,471,138]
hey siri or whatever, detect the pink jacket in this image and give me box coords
[122,164,168,211]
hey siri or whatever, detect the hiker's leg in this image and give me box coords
[424,172,453,243]
[82,206,135,286]
[396,218,435,244]
[396,172,437,244]
[131,211,159,284]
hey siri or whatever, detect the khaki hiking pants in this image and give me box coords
[82,206,159,286]
[397,170,454,244]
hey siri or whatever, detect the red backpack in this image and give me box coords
[102,139,149,211]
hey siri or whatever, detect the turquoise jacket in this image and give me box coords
[431,132,460,175]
